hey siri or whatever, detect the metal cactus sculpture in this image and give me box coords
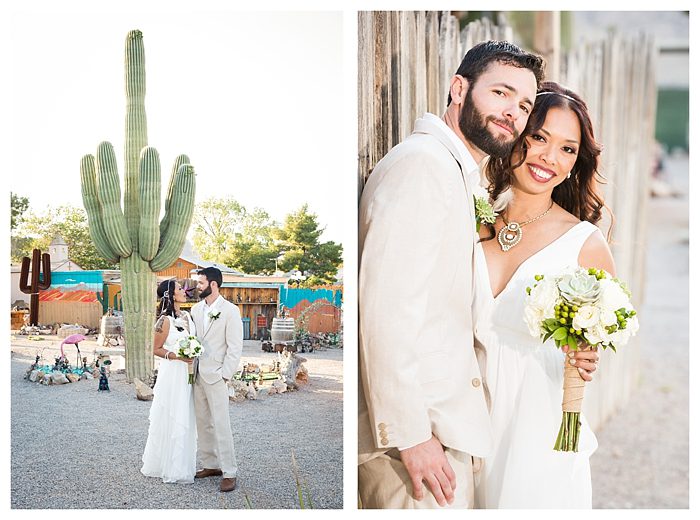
[80,30,196,381]
[19,248,52,327]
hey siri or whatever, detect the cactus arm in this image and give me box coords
[95,142,132,257]
[150,164,196,271]
[159,154,190,238]
[80,154,120,263]
[19,256,31,293]
[137,147,161,261]
[96,290,107,313]
[124,29,147,246]
[37,253,51,290]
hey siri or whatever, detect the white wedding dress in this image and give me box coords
[473,221,599,508]
[141,313,197,483]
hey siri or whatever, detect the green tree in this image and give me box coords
[10,193,29,230]
[226,208,280,275]
[276,204,342,285]
[192,197,246,263]
[11,205,117,270]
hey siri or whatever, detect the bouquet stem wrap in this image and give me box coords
[554,345,591,452]
[187,362,195,385]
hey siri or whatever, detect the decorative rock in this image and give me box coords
[58,325,89,339]
[28,370,40,382]
[257,387,269,399]
[51,371,69,384]
[66,373,80,383]
[227,379,248,402]
[271,379,287,394]
[134,378,154,401]
[246,384,258,400]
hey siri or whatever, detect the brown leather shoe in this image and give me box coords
[195,468,223,478]
[220,477,237,492]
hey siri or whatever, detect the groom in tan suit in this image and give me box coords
[358,41,544,509]
[192,266,243,492]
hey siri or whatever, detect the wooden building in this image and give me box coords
[220,273,288,340]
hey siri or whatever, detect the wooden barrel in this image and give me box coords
[271,317,295,343]
[100,315,124,336]
[10,311,28,330]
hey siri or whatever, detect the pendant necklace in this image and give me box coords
[497,200,554,252]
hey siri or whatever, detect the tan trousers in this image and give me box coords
[194,377,238,478]
[358,448,474,509]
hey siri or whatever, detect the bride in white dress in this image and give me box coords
[141,279,197,484]
[473,82,615,508]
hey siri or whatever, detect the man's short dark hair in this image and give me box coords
[197,267,223,289]
[447,40,545,105]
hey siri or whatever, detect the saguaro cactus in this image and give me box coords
[80,30,196,382]
[19,249,52,326]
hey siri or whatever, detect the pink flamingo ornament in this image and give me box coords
[60,334,86,365]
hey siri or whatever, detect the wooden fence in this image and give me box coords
[357,11,657,430]
[561,33,657,428]
[38,301,103,329]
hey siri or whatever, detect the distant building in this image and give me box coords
[155,239,241,281]
[48,235,83,271]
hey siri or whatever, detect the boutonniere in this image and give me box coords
[208,311,221,321]
[473,185,497,232]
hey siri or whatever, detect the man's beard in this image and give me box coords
[459,87,519,159]
[199,283,212,299]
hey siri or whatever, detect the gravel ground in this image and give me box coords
[10,340,343,509]
[590,154,689,508]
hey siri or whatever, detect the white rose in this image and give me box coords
[600,308,618,327]
[584,324,607,346]
[598,278,631,312]
[524,305,545,337]
[528,278,559,315]
[607,327,630,347]
[572,305,600,330]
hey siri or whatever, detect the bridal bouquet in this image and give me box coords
[524,267,639,451]
[177,335,203,384]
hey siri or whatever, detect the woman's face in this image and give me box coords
[173,282,187,303]
[511,106,581,196]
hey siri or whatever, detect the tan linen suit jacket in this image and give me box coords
[358,114,492,465]
[191,297,243,384]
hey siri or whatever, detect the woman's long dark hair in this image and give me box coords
[157,279,177,318]
[484,81,613,240]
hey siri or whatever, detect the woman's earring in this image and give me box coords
[566,172,572,179]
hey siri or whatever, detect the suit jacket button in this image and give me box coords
[378,422,386,430]
[471,378,481,387]
[380,438,389,446]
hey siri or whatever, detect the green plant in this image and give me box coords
[291,449,314,509]
[80,30,195,381]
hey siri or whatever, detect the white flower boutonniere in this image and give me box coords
[208,311,221,321]
[473,185,498,232]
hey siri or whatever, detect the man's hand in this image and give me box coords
[562,344,599,382]
[399,435,456,506]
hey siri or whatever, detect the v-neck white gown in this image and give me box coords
[141,314,197,484]
[473,221,599,509]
